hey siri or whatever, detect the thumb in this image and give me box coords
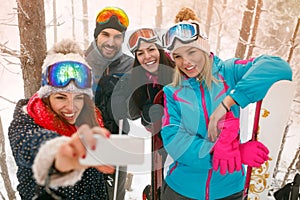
[256,141,269,155]
[58,142,77,158]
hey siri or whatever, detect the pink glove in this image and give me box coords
[240,141,269,167]
[212,138,241,175]
[212,111,242,175]
[216,112,239,143]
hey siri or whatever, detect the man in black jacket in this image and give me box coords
[85,6,134,200]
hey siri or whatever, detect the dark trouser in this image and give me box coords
[216,191,243,200]
[161,181,243,200]
[160,181,193,200]
[106,166,127,200]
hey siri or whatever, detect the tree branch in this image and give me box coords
[0,117,17,199]
[0,96,17,105]
[0,191,5,200]
[16,0,29,19]
[0,42,20,57]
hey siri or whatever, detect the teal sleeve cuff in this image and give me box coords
[229,89,253,109]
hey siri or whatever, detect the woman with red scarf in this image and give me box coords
[8,39,114,200]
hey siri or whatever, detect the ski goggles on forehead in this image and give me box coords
[96,7,129,28]
[128,28,159,53]
[42,61,92,89]
[162,22,208,50]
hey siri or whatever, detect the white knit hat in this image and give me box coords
[37,39,93,99]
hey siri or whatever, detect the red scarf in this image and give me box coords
[27,93,104,137]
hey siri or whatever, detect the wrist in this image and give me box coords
[50,160,73,175]
[222,96,236,109]
[221,101,230,112]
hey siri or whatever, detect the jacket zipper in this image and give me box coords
[200,84,212,200]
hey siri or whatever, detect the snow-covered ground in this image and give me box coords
[125,121,152,200]
[1,1,299,199]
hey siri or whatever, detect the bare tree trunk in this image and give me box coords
[246,0,262,58]
[273,16,300,185]
[287,18,300,63]
[0,192,5,199]
[53,0,57,43]
[205,0,214,37]
[282,147,300,186]
[71,0,75,40]
[193,0,197,8]
[296,151,300,170]
[155,0,163,28]
[82,0,89,49]
[272,123,291,181]
[0,117,16,200]
[235,0,256,59]
[215,0,227,55]
[193,0,200,19]
[17,0,47,98]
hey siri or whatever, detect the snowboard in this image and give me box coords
[243,80,295,200]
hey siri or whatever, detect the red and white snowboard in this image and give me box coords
[243,80,295,199]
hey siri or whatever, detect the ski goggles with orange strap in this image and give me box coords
[42,61,92,89]
[128,28,160,53]
[96,7,129,29]
[162,22,208,51]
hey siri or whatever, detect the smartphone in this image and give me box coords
[79,134,145,166]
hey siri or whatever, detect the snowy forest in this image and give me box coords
[0,0,299,199]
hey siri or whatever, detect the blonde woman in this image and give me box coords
[159,7,292,200]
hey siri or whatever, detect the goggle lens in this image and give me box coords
[44,61,92,89]
[163,23,198,48]
[96,7,129,28]
[128,28,158,52]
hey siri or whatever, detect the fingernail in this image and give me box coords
[106,133,110,138]
[82,154,86,159]
[91,145,96,151]
[73,153,77,157]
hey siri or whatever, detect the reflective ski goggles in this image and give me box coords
[162,22,208,50]
[128,28,159,53]
[96,7,129,28]
[42,61,92,89]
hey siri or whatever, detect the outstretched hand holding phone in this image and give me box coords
[55,124,115,174]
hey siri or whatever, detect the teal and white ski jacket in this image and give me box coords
[161,54,292,200]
